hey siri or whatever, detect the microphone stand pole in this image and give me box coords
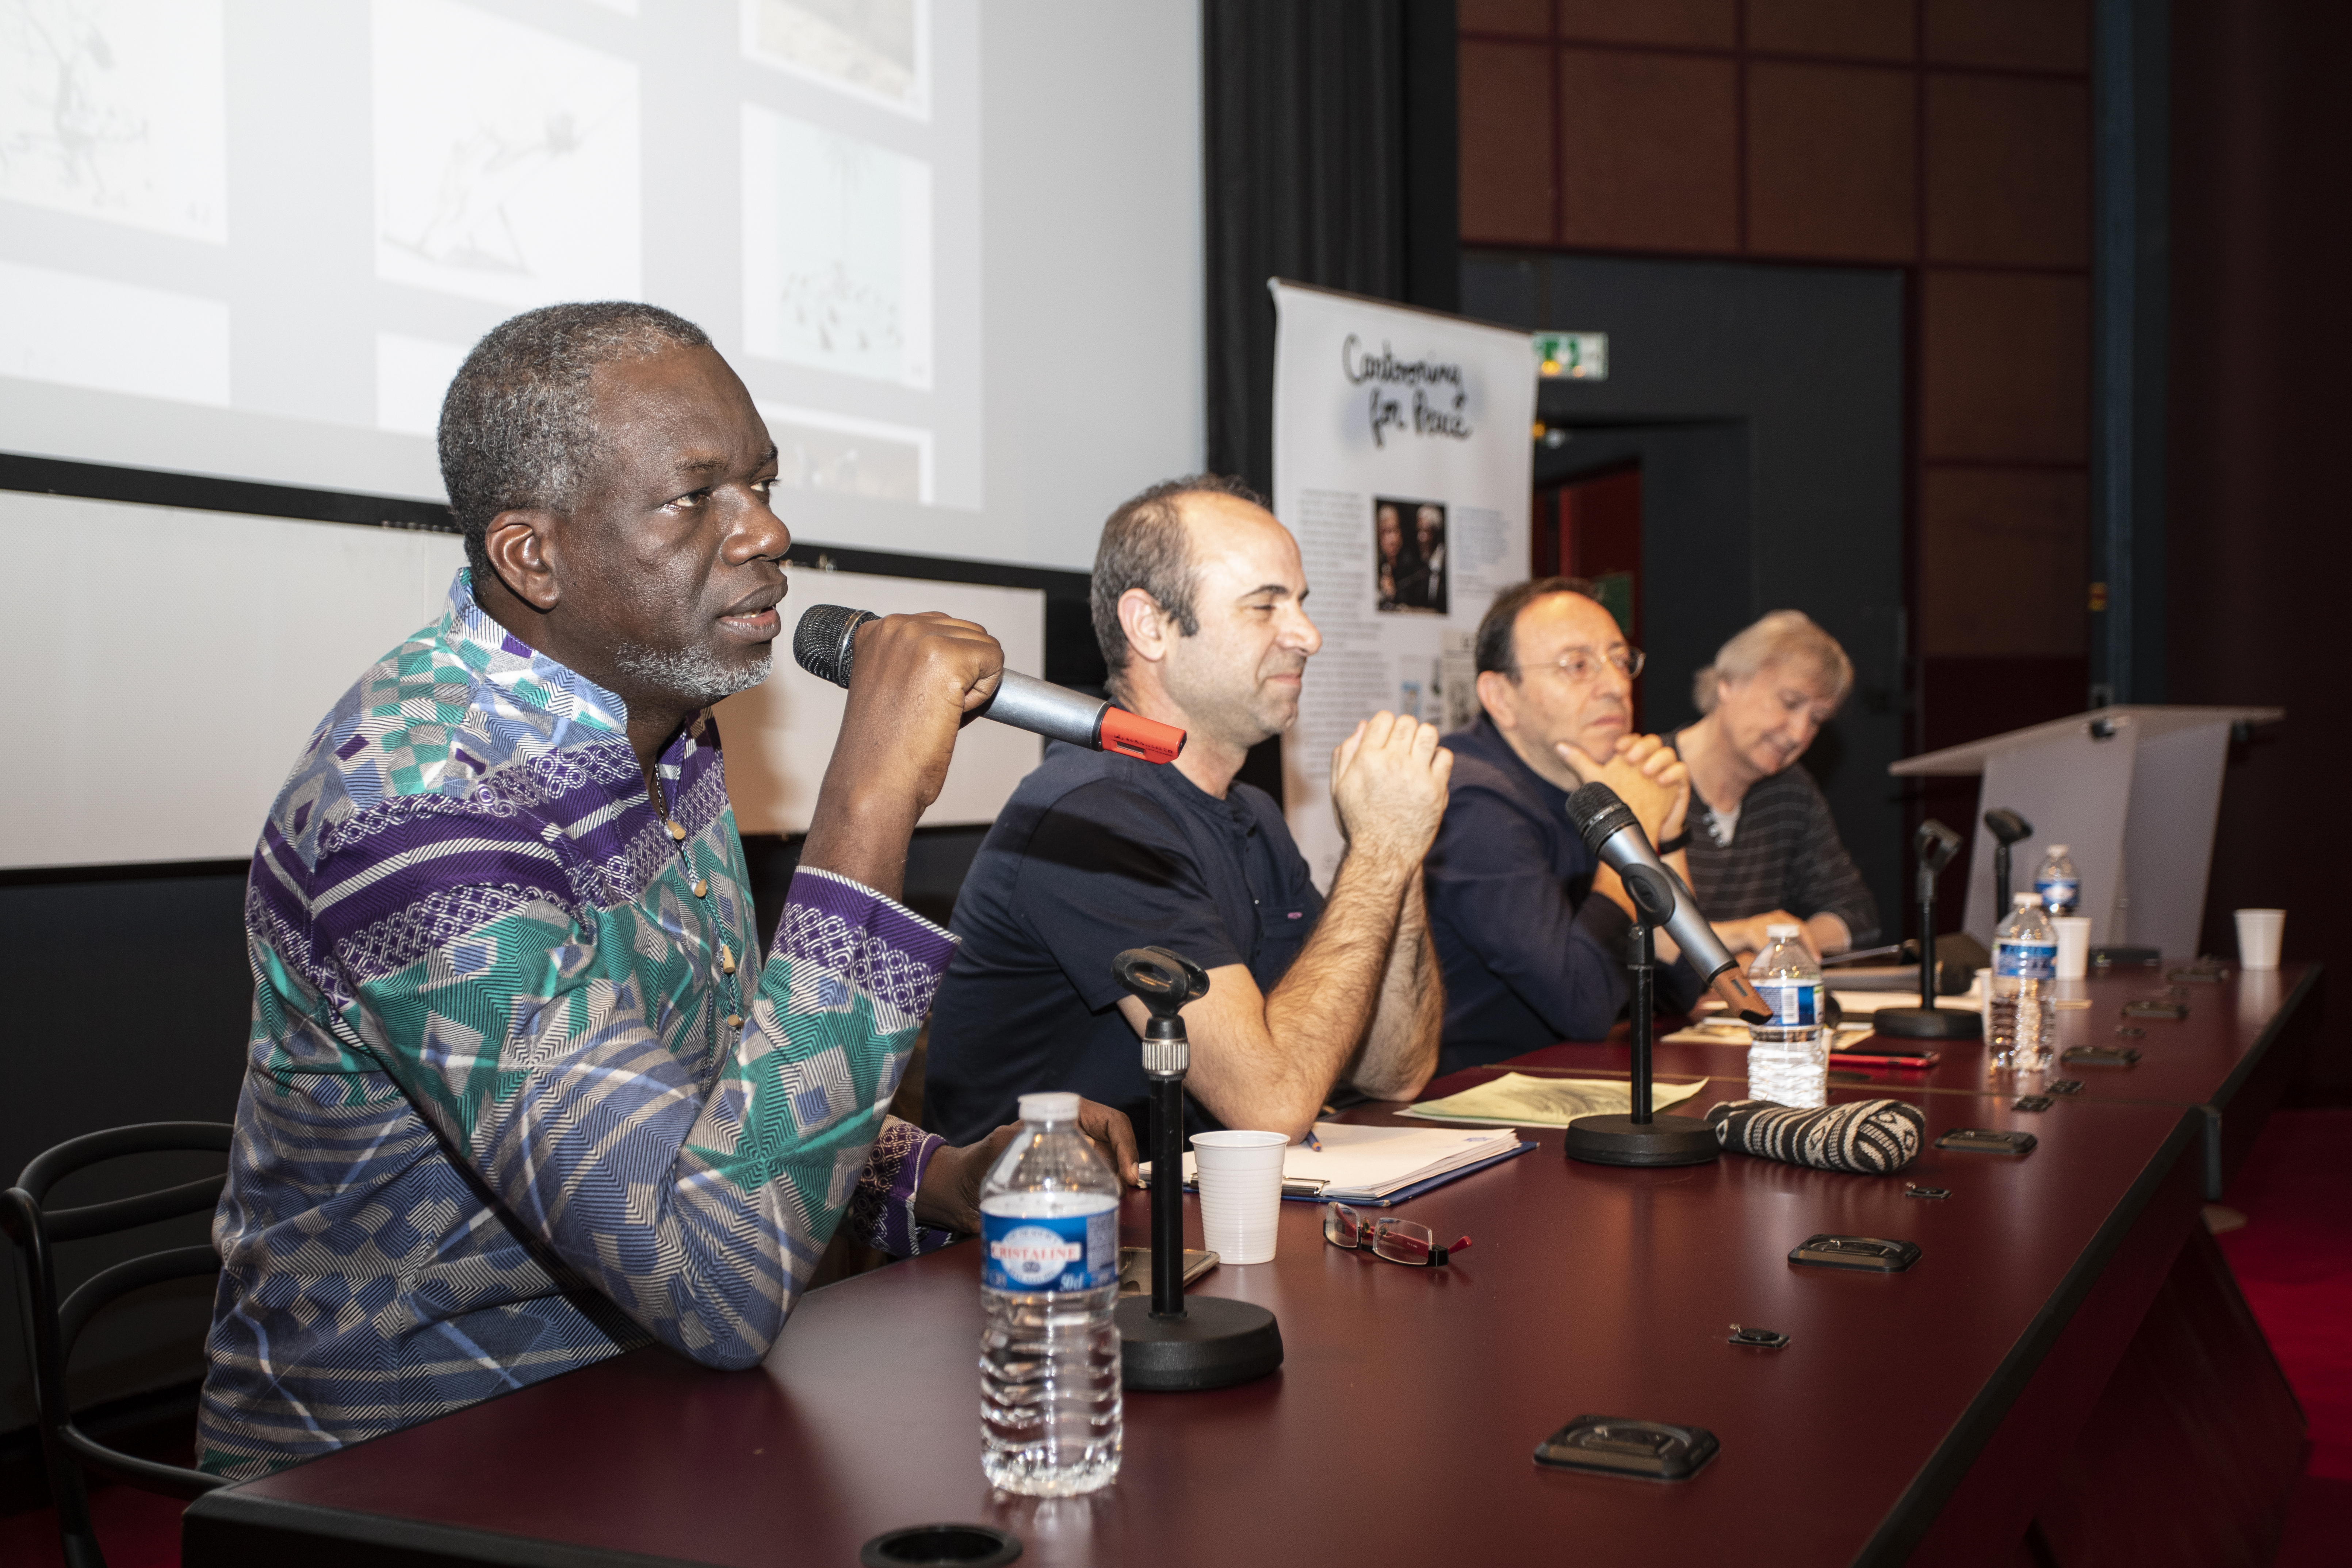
[1147,1063,1185,1317]
[1565,870,1720,1167]
[1876,824,1981,1041]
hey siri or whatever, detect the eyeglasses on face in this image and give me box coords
[1322,1202,1473,1267]
[1529,646,1645,684]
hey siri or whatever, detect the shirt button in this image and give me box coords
[667,820,687,841]
[692,879,709,898]
[725,1014,743,1030]
[720,942,737,974]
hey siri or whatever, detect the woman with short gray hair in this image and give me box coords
[1671,611,1878,961]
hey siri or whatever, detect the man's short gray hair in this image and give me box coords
[1090,473,1265,700]
[439,302,712,585]
[1693,610,1855,714]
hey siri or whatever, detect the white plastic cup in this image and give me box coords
[2051,917,2092,980]
[2234,909,2285,971]
[1190,1131,1288,1265]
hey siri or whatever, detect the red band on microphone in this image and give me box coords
[1097,707,1186,765]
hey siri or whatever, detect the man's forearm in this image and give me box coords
[799,784,917,900]
[1255,852,1415,1135]
[1347,878,1441,1100]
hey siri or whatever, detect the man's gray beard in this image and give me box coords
[611,641,772,707]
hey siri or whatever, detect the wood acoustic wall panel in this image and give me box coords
[1745,61,1918,261]
[1745,0,1917,62]
[1919,467,2091,657]
[1456,0,2097,755]
[1553,0,1737,50]
[1554,47,1739,251]
[1921,270,2089,462]
[1459,39,1557,243]
[1926,74,2092,267]
[1456,0,1550,37]
[1924,0,2092,74]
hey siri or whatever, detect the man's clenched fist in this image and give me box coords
[1330,711,1453,872]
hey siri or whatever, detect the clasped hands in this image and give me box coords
[1554,731,1690,848]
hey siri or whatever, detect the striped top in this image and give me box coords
[199,571,957,1479]
[1672,729,1881,946]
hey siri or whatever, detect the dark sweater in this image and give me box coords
[1671,728,1881,946]
[1424,715,1701,1076]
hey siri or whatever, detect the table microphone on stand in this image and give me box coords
[1109,947,1283,1391]
[1874,820,1982,1041]
[1561,784,1766,1167]
[1985,808,2034,910]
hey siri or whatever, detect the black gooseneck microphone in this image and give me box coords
[1565,782,1772,1023]
[1984,807,2034,909]
[792,604,1185,764]
[1874,819,1982,1041]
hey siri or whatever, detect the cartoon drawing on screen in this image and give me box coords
[372,0,640,307]
[0,0,226,241]
[743,0,927,117]
[383,114,591,279]
[742,106,932,389]
[1374,497,1447,615]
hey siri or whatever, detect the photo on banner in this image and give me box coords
[1270,282,1536,887]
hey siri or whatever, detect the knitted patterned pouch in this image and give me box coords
[1705,1098,1925,1175]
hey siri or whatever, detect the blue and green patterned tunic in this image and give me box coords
[199,571,956,1477]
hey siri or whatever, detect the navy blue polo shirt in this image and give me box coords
[1424,714,1701,1076]
[925,743,1326,1144]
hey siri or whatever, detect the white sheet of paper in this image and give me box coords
[1399,1072,1708,1128]
[1158,1121,1523,1200]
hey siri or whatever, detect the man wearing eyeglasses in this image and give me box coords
[1423,577,1702,1074]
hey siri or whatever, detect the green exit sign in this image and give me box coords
[1532,332,1608,381]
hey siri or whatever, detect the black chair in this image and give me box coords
[2,1123,234,1568]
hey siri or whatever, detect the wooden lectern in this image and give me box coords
[1889,705,2282,955]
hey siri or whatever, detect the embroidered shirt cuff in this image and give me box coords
[850,1117,957,1258]
[778,867,960,1023]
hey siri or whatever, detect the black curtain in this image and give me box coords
[1201,0,1458,795]
[1202,0,1459,497]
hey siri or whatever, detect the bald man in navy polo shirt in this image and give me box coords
[926,475,1450,1145]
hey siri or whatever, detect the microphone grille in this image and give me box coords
[1564,781,1638,854]
[792,605,876,689]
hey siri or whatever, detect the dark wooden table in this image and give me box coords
[1520,960,2320,1199]
[186,1083,2250,1568]
[183,961,2320,1567]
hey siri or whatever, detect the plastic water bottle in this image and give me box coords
[2034,844,2081,917]
[1990,894,2059,1071]
[1745,923,1828,1108]
[979,1091,1123,1496]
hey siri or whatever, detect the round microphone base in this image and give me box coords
[1116,1295,1283,1391]
[1873,1005,1984,1041]
[1563,1114,1721,1167]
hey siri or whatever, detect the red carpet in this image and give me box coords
[2217,1107,2352,1564]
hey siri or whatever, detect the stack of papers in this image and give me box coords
[1400,1072,1706,1128]
[1168,1123,1524,1201]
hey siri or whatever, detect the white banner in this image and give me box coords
[1271,282,1535,887]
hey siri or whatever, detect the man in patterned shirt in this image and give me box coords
[199,303,1135,1477]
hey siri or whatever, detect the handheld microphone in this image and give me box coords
[792,604,1186,765]
[1565,782,1772,1023]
